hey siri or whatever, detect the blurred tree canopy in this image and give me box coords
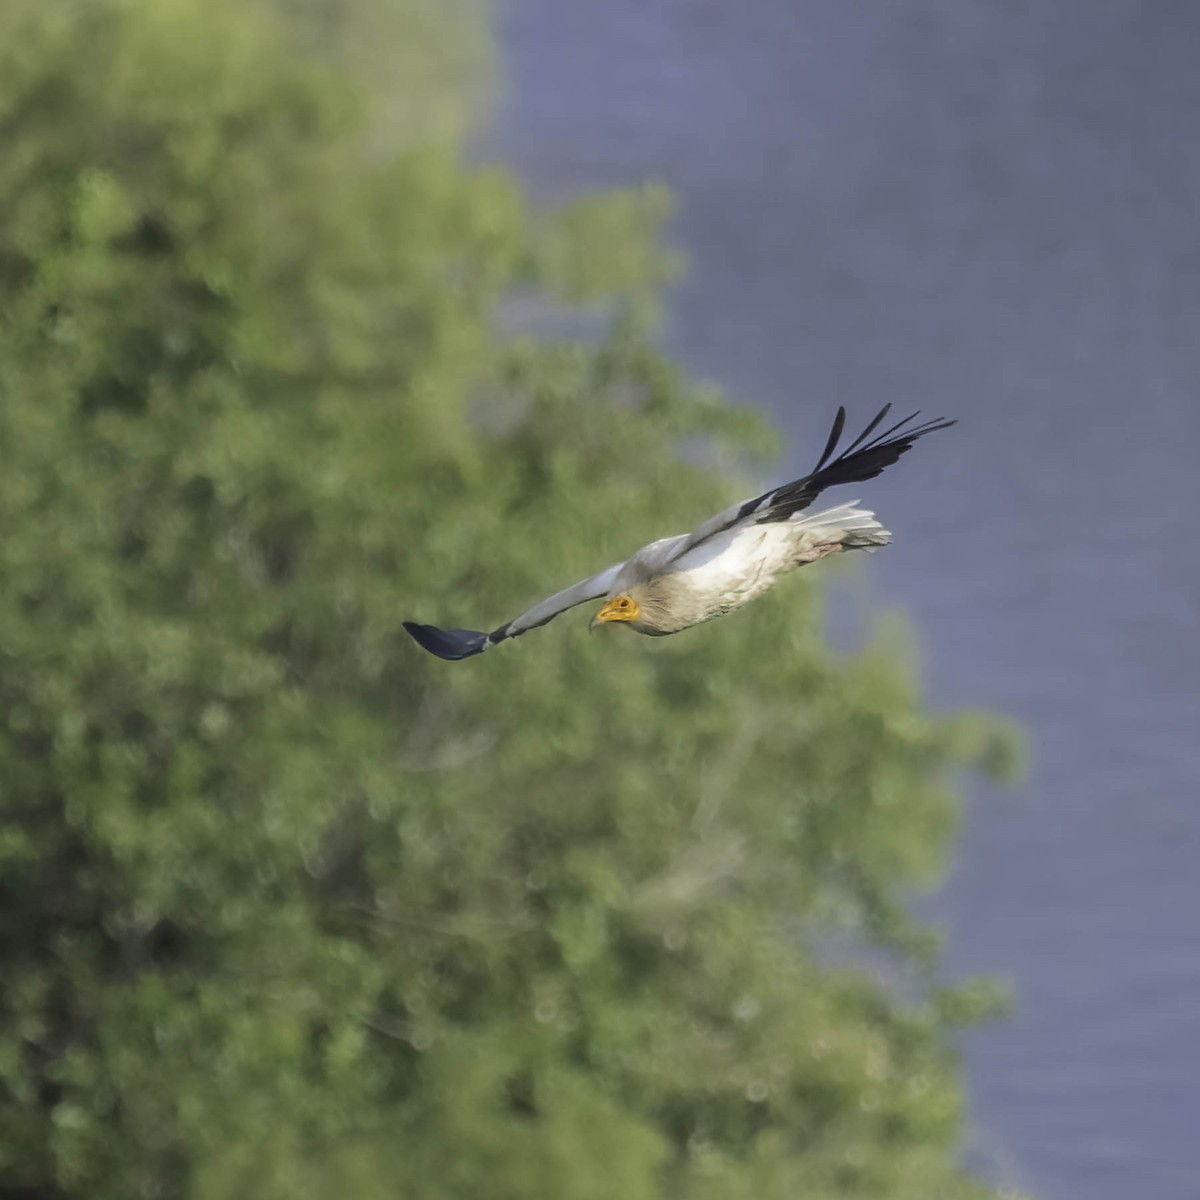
[0,0,1022,1197]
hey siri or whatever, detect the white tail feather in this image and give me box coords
[791,500,891,550]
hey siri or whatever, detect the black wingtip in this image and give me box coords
[403,621,490,661]
[813,405,847,474]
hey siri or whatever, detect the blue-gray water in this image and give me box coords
[488,3,1200,1198]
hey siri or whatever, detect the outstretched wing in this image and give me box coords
[405,562,624,661]
[673,404,955,560]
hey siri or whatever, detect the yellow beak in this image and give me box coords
[590,597,636,631]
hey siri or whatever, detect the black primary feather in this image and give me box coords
[812,405,846,474]
[752,405,955,524]
[839,401,892,456]
[403,622,491,661]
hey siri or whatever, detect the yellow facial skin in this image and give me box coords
[592,595,639,626]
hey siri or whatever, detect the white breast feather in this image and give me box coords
[669,524,797,608]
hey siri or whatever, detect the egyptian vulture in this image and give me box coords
[405,404,953,661]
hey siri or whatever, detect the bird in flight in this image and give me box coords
[405,405,954,661]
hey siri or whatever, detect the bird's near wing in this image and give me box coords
[672,404,955,560]
[404,562,624,661]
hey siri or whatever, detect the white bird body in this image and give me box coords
[404,406,951,661]
[611,501,889,635]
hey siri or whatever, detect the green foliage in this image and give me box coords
[0,0,1024,1197]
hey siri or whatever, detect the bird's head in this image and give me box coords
[589,593,640,631]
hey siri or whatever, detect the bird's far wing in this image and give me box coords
[670,404,955,561]
[404,562,625,662]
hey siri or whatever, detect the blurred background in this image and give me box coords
[490,3,1200,1199]
[0,1,1194,1198]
